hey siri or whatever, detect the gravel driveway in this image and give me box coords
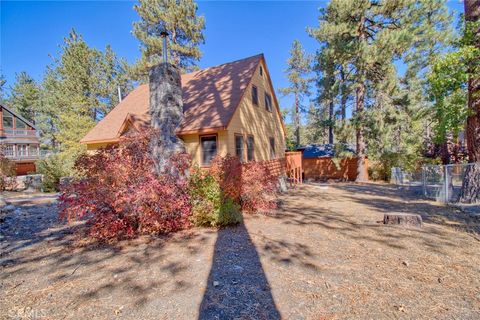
[1,183,479,319]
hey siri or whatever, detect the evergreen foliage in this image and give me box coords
[132,0,205,76]
[279,40,312,148]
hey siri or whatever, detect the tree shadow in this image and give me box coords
[199,223,280,320]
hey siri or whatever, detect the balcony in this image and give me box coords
[0,129,38,138]
[1,145,53,161]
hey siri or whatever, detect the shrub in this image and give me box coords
[0,152,17,191]
[37,153,73,191]
[240,160,278,214]
[59,131,192,241]
[188,168,242,227]
[210,155,278,214]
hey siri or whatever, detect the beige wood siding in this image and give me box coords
[180,130,228,166]
[226,60,285,161]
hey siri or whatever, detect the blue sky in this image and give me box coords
[0,0,464,120]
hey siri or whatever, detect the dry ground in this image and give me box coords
[1,183,479,320]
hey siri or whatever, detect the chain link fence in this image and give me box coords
[391,163,479,204]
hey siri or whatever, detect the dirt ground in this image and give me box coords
[1,183,479,320]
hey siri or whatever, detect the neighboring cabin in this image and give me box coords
[81,54,287,170]
[0,104,40,175]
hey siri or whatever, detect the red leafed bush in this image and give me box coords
[209,155,278,214]
[59,131,192,241]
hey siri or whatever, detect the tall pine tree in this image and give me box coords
[280,40,311,148]
[132,0,205,75]
[8,72,41,122]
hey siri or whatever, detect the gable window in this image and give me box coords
[269,137,275,159]
[246,136,255,161]
[16,119,26,129]
[252,85,258,106]
[264,93,272,112]
[259,66,263,76]
[2,110,13,128]
[201,135,217,166]
[235,134,245,162]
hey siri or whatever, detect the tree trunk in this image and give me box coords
[328,99,334,144]
[294,93,300,147]
[355,15,368,182]
[340,67,347,121]
[459,0,480,203]
[355,82,368,182]
[149,63,185,176]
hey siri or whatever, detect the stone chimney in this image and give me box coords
[149,31,185,175]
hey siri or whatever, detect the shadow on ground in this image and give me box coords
[199,223,280,320]
[330,183,480,235]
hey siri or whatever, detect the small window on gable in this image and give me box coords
[201,135,217,166]
[247,136,255,161]
[252,85,258,106]
[259,66,263,76]
[235,134,244,162]
[264,93,272,112]
[269,137,275,159]
[16,119,26,129]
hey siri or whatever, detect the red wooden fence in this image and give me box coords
[285,151,303,185]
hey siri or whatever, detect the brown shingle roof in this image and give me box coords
[81,54,264,143]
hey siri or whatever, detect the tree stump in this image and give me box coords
[383,213,422,227]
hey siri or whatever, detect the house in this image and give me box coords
[81,54,287,172]
[297,144,366,181]
[0,104,41,175]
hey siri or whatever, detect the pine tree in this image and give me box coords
[0,73,7,104]
[40,29,133,151]
[132,0,205,75]
[310,0,453,181]
[8,72,41,122]
[459,0,480,203]
[280,40,311,148]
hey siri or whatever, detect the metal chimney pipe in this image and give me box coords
[117,86,122,102]
[160,31,169,64]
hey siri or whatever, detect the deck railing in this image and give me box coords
[0,129,38,138]
[285,151,303,185]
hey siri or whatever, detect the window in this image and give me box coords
[246,136,254,161]
[1,145,14,157]
[2,110,13,128]
[201,135,217,166]
[235,134,244,162]
[29,145,38,156]
[259,66,263,76]
[17,144,28,157]
[16,119,26,129]
[264,93,272,112]
[269,137,275,159]
[252,85,258,106]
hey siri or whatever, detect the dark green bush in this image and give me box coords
[189,168,242,227]
[37,153,71,191]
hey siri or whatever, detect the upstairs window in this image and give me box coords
[252,85,258,106]
[16,119,26,129]
[201,135,217,166]
[247,136,255,161]
[264,93,272,112]
[259,66,263,76]
[235,134,245,162]
[2,110,13,128]
[269,137,275,159]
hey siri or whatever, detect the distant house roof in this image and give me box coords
[298,144,355,158]
[81,54,272,144]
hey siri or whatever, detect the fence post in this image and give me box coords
[443,165,449,203]
[422,166,426,196]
